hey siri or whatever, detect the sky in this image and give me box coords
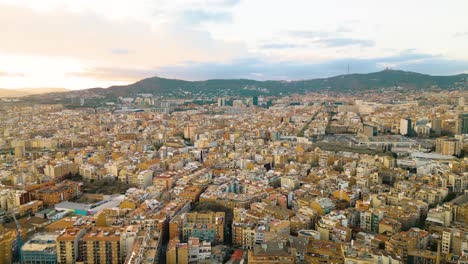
[1,0,468,89]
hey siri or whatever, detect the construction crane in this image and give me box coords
[9,210,22,263]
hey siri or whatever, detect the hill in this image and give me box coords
[98,69,468,97]
[21,70,468,104]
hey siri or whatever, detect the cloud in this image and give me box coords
[377,50,439,63]
[0,4,246,68]
[154,52,468,81]
[110,49,130,55]
[454,32,468,37]
[286,28,374,48]
[287,26,354,39]
[395,58,468,75]
[288,30,331,38]
[314,38,375,48]
[1,1,467,89]
[182,9,232,24]
[336,26,353,33]
[67,67,156,82]
[0,71,25,77]
[212,0,241,7]
[260,43,306,49]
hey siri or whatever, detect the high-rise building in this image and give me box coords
[399,118,412,136]
[217,98,226,107]
[183,125,196,141]
[456,113,468,134]
[431,117,442,136]
[435,137,462,156]
[441,230,451,254]
[252,96,258,106]
[415,125,430,138]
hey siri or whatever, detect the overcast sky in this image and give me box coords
[1,0,468,89]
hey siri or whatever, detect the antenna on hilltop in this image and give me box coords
[347,64,350,75]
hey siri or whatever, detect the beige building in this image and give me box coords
[166,239,188,264]
[182,212,225,244]
[56,227,86,264]
[81,227,124,264]
[435,137,462,156]
[44,162,78,179]
[248,242,295,264]
[0,229,17,264]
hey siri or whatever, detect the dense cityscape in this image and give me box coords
[1,1,468,263]
[0,86,466,264]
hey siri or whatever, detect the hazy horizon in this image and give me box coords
[2,68,468,92]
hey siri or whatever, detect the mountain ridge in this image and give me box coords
[98,69,468,96]
[19,70,468,103]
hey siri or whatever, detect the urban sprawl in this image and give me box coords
[0,88,467,264]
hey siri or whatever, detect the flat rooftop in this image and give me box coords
[410,152,455,160]
[22,233,59,252]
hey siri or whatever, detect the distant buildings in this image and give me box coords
[435,137,462,156]
[217,98,226,107]
[399,118,412,136]
[362,124,378,138]
[457,113,468,134]
[252,96,258,106]
[431,117,442,136]
[0,87,467,264]
[31,181,81,206]
[44,162,78,180]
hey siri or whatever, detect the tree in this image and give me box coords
[442,192,457,203]
[333,165,344,173]
[310,161,319,167]
[153,142,163,151]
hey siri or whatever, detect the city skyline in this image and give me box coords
[1,0,468,89]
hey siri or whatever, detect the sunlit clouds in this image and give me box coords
[1,0,468,89]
